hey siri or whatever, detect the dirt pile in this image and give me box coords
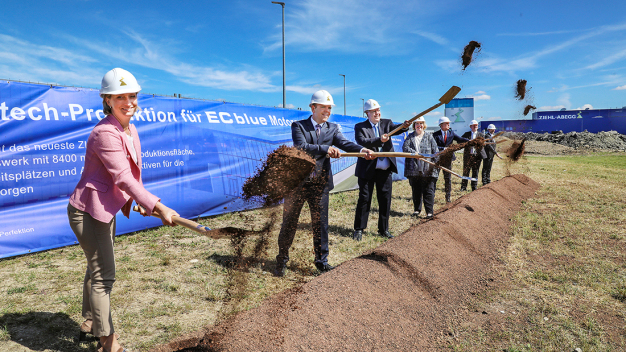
[152,174,540,352]
[461,41,481,70]
[242,146,315,206]
[504,130,626,151]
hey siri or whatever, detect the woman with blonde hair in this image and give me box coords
[402,117,439,219]
[68,68,178,352]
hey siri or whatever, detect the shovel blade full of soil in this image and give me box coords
[242,145,315,206]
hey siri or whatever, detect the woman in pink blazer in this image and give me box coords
[68,68,178,352]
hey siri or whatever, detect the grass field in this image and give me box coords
[0,151,625,351]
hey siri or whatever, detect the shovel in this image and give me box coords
[337,152,476,181]
[133,205,265,239]
[385,86,461,137]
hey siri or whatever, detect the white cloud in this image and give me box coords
[539,105,567,110]
[425,111,442,116]
[584,48,626,70]
[576,104,593,110]
[614,85,626,90]
[468,91,491,100]
[412,30,449,46]
[556,93,572,109]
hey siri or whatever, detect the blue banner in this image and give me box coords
[0,81,408,258]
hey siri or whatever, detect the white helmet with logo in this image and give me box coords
[438,116,451,125]
[100,68,141,97]
[487,124,496,130]
[470,120,478,126]
[309,90,335,106]
[363,99,380,112]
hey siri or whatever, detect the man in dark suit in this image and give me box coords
[432,116,469,203]
[274,90,375,277]
[460,120,487,191]
[482,124,501,185]
[352,99,410,241]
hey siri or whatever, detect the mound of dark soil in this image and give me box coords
[242,146,315,206]
[504,131,626,151]
[152,174,540,352]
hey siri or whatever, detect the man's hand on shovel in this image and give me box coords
[382,120,411,142]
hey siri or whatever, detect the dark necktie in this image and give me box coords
[444,131,447,143]
[315,124,321,137]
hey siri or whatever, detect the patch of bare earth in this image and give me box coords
[152,174,540,352]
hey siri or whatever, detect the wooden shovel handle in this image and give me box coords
[339,152,426,158]
[133,205,227,239]
[386,86,461,137]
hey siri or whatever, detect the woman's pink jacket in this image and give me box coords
[69,115,159,223]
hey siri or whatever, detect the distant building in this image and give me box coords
[479,108,626,134]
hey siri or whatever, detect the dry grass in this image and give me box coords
[1,148,625,351]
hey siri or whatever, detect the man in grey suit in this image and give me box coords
[274,90,375,277]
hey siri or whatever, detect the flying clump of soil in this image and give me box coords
[436,137,486,167]
[461,41,482,70]
[515,79,528,100]
[523,105,536,116]
[241,145,315,206]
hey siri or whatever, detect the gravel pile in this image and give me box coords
[503,130,626,151]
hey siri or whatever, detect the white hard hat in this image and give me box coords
[487,124,496,130]
[363,99,380,112]
[309,90,335,106]
[470,120,478,126]
[415,116,425,123]
[100,68,141,97]
[438,116,450,125]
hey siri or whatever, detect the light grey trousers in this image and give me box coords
[67,203,117,337]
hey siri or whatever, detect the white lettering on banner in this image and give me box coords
[0,170,56,183]
[1,101,298,127]
[69,104,83,120]
[0,228,35,237]
[28,106,42,120]
[0,186,34,197]
[219,112,233,124]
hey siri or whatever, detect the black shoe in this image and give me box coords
[411,211,420,218]
[316,263,335,273]
[460,187,467,191]
[353,230,363,241]
[379,230,394,239]
[445,196,451,203]
[425,214,434,219]
[273,264,285,277]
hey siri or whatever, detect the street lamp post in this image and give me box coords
[339,74,346,115]
[361,98,364,118]
[272,1,286,108]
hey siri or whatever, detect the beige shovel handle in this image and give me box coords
[133,205,227,239]
[420,158,477,181]
[386,86,461,137]
[338,152,426,158]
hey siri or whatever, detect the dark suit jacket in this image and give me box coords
[292,116,363,192]
[432,129,468,161]
[461,131,487,159]
[354,119,408,179]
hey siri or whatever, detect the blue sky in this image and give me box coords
[1,0,625,126]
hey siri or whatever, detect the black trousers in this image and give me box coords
[461,154,482,190]
[408,176,436,215]
[353,169,392,233]
[435,158,453,199]
[276,181,330,266]
[482,156,494,185]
